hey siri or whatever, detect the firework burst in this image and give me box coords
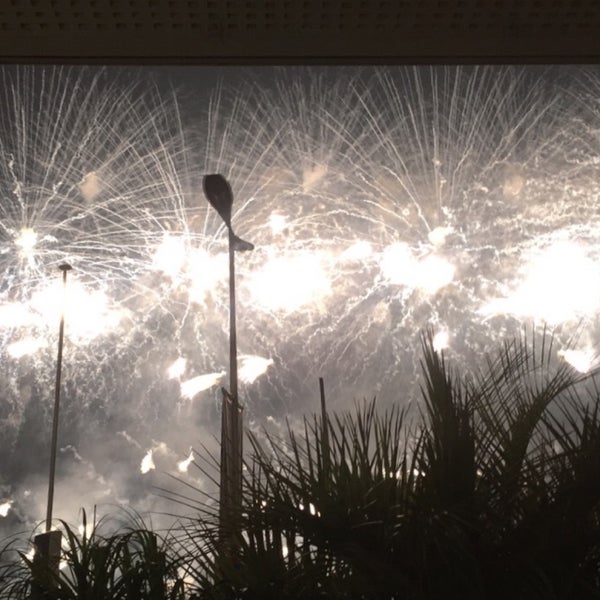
[1,65,600,532]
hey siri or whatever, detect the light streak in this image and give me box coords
[180,372,226,399]
[239,354,274,384]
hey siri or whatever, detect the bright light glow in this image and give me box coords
[0,303,34,328]
[15,227,37,256]
[432,330,450,352]
[7,337,47,358]
[558,349,595,373]
[140,450,155,474]
[418,255,456,294]
[381,243,415,285]
[152,233,187,279]
[177,449,194,473]
[298,502,319,517]
[0,500,13,517]
[381,243,455,293]
[167,357,187,379]
[239,354,274,384]
[340,240,373,262]
[180,371,226,399]
[249,253,331,312]
[30,281,123,342]
[428,226,453,246]
[268,212,288,234]
[187,248,227,303]
[482,242,600,324]
[78,523,95,538]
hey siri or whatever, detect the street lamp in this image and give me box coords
[33,262,72,590]
[202,174,253,545]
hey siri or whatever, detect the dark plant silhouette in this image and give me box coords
[0,509,190,599]
[3,329,600,599]
[183,329,600,599]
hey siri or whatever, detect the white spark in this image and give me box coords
[558,349,595,373]
[0,303,34,328]
[482,241,600,324]
[418,255,456,294]
[187,248,228,303]
[140,450,155,474]
[30,281,123,342]
[177,449,194,473]
[78,523,95,538]
[0,500,13,517]
[340,240,373,262]
[381,243,455,294]
[24,548,35,562]
[248,252,331,313]
[180,371,226,399]
[152,233,187,280]
[268,212,288,234]
[428,226,453,246]
[15,227,37,256]
[7,337,47,358]
[432,330,450,352]
[167,357,187,379]
[239,355,274,384]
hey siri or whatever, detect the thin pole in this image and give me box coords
[45,263,72,532]
[319,377,330,479]
[228,228,238,404]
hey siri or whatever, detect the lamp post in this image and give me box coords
[33,263,72,592]
[202,175,253,547]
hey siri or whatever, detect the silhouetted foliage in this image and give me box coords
[3,329,600,599]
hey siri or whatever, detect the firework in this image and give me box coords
[1,65,600,534]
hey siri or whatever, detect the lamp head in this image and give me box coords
[203,174,233,227]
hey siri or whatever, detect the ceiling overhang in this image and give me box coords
[0,1,599,64]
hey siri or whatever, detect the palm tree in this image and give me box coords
[183,328,600,599]
[4,329,600,598]
[0,509,190,599]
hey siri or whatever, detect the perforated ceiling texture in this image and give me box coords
[0,0,598,63]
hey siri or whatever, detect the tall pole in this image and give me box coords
[45,262,72,532]
[203,174,253,552]
[32,263,71,596]
[228,228,238,404]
